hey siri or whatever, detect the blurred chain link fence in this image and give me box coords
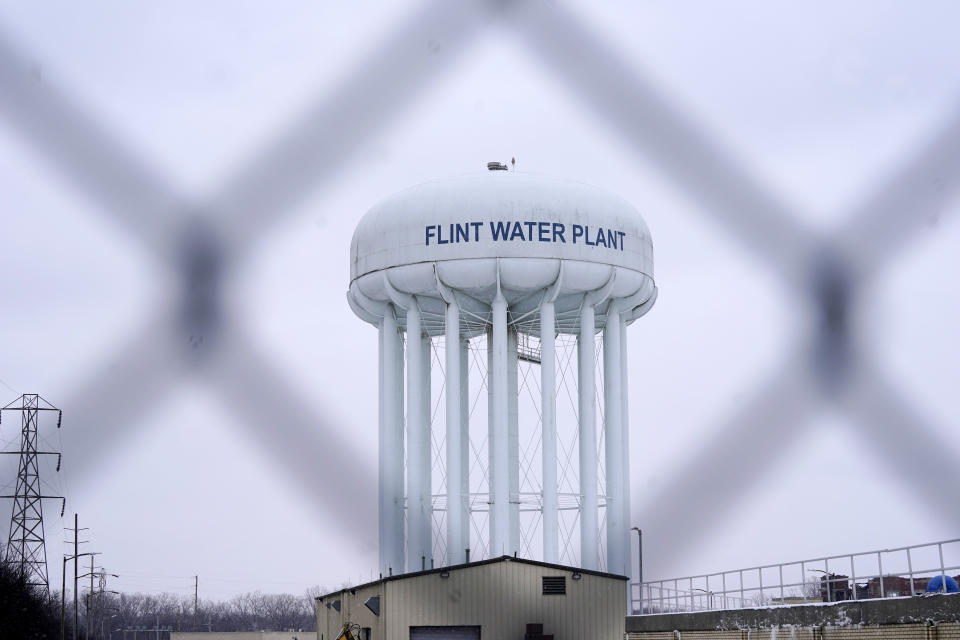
[0,0,958,566]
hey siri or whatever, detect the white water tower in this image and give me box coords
[348,166,656,579]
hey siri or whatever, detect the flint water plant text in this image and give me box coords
[424,221,626,250]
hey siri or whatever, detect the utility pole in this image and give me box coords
[61,555,67,640]
[92,567,120,640]
[75,550,102,640]
[0,394,65,593]
[65,513,90,640]
[75,516,78,640]
[89,555,94,640]
[193,576,198,631]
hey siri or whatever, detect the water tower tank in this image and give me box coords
[348,169,657,579]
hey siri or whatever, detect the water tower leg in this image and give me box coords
[621,318,633,613]
[604,312,625,576]
[422,332,434,564]
[490,292,510,557]
[508,329,520,556]
[381,310,405,575]
[540,301,559,564]
[406,306,428,572]
[378,320,386,576]
[620,319,632,580]
[579,304,599,570]
[459,336,470,559]
[445,301,464,565]
[487,330,495,551]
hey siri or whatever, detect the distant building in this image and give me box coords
[816,573,960,600]
[860,575,960,598]
[172,634,313,640]
[819,573,852,602]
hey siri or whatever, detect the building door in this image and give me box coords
[409,626,481,640]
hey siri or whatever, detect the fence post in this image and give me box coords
[939,543,946,592]
[801,561,807,602]
[878,552,885,598]
[907,548,915,595]
[825,559,831,602]
[850,555,857,600]
[779,565,784,603]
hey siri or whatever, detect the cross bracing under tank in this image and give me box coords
[414,329,610,571]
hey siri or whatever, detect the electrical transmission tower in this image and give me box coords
[1,393,65,592]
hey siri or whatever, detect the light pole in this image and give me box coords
[693,588,715,610]
[631,527,643,614]
[631,527,643,584]
[103,614,118,640]
[809,568,836,602]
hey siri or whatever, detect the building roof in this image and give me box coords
[317,555,628,601]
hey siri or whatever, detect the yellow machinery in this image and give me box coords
[336,622,362,640]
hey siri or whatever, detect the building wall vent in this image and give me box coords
[542,576,566,595]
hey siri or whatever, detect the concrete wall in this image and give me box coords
[172,633,315,640]
[627,593,960,633]
[319,557,627,640]
[627,623,960,640]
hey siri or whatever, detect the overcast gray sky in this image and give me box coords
[0,0,958,600]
